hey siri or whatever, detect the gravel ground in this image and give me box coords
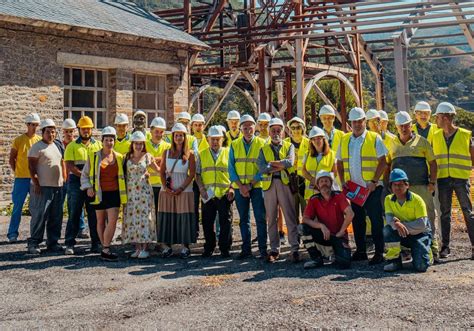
[0,215,473,329]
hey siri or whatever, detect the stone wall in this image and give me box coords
[0,22,191,201]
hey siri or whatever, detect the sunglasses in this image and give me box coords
[290,126,302,130]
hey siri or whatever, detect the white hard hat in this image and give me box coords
[114,113,129,125]
[308,126,325,139]
[414,101,431,113]
[240,114,256,126]
[39,119,56,129]
[150,117,166,129]
[101,126,117,137]
[435,102,456,115]
[227,110,241,121]
[395,111,412,126]
[257,112,272,122]
[366,109,380,120]
[316,170,334,183]
[191,113,205,123]
[130,131,146,142]
[176,112,191,122]
[171,123,188,133]
[348,107,366,121]
[208,125,224,138]
[133,110,147,118]
[319,105,336,116]
[378,110,389,121]
[217,125,227,134]
[287,116,305,129]
[269,118,284,128]
[62,118,76,129]
[25,113,41,124]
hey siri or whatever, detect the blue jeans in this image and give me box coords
[64,177,99,247]
[234,188,267,254]
[8,178,31,240]
[438,178,474,247]
[383,225,431,272]
[61,183,86,232]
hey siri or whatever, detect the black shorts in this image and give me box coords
[94,190,121,210]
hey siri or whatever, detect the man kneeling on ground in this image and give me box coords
[300,171,354,269]
[383,168,432,272]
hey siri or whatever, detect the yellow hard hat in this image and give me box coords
[77,116,94,128]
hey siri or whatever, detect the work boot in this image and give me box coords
[304,257,324,269]
[369,253,385,265]
[27,245,41,255]
[351,251,368,261]
[384,258,402,272]
[64,246,75,255]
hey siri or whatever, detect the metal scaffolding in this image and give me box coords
[155,0,474,126]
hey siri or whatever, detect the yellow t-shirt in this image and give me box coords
[12,134,41,178]
[384,191,427,222]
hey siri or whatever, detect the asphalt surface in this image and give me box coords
[0,216,473,329]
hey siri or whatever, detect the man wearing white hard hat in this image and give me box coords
[257,118,299,263]
[336,107,388,265]
[433,102,474,260]
[114,113,131,156]
[367,109,394,149]
[412,101,438,144]
[7,113,41,243]
[319,105,344,152]
[146,117,171,214]
[229,114,267,259]
[26,119,65,255]
[284,116,310,222]
[300,170,354,269]
[378,110,395,140]
[256,112,272,142]
[226,110,242,143]
[195,125,234,258]
[386,111,440,262]
[165,112,199,158]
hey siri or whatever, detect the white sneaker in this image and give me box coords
[64,246,74,255]
[130,250,140,258]
[138,250,150,259]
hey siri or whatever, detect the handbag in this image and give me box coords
[165,150,182,190]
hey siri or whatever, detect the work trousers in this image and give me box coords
[202,195,233,253]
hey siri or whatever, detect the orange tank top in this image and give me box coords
[100,160,119,191]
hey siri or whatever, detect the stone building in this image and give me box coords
[0,0,207,200]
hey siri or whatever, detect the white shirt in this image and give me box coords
[336,130,387,187]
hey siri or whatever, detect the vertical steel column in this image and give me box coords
[393,34,409,112]
[285,67,293,121]
[339,80,347,132]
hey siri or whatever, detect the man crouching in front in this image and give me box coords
[383,168,432,272]
[300,171,354,269]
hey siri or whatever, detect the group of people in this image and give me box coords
[7,100,473,272]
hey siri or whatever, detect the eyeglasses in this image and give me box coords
[290,126,302,130]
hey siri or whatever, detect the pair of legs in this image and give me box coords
[8,178,30,241]
[202,196,233,254]
[96,207,119,253]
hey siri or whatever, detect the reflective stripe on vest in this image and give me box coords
[145,139,170,186]
[284,136,309,175]
[89,151,127,205]
[433,127,472,179]
[304,150,335,200]
[200,147,231,199]
[261,141,294,191]
[340,131,378,183]
[231,136,266,189]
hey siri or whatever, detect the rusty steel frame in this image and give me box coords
[154,1,474,124]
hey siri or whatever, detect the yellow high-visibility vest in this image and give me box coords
[145,139,170,186]
[87,150,127,205]
[412,123,439,144]
[261,141,295,191]
[327,128,344,153]
[284,136,309,175]
[303,150,335,200]
[114,133,131,156]
[195,134,209,153]
[433,127,472,179]
[231,136,266,189]
[340,131,378,183]
[200,147,231,199]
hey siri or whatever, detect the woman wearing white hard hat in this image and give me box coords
[319,105,344,152]
[122,131,160,259]
[302,126,337,200]
[195,126,234,257]
[412,101,439,144]
[433,102,474,260]
[284,116,310,220]
[7,113,41,243]
[81,126,127,261]
[157,123,197,259]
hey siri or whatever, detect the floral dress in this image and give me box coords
[122,153,156,244]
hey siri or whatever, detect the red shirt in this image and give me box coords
[304,192,350,235]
